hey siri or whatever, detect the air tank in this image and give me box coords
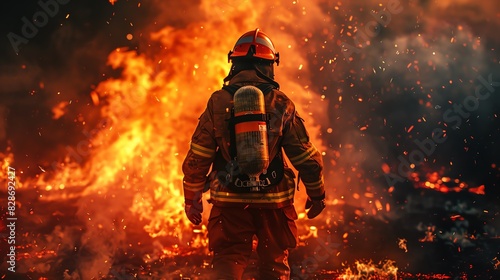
[233,86,270,184]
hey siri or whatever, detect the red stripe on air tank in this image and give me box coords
[235,122,267,133]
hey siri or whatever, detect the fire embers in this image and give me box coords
[233,86,270,181]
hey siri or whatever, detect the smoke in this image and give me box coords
[0,0,332,276]
[75,193,128,279]
[301,0,500,207]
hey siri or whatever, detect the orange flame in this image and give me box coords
[410,171,485,195]
[21,1,329,277]
[338,259,398,279]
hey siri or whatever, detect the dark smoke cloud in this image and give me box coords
[305,0,500,202]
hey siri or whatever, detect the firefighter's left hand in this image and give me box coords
[185,194,203,225]
[305,196,325,219]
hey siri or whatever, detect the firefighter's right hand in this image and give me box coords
[185,195,203,225]
[305,194,326,219]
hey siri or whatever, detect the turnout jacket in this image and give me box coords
[182,70,325,208]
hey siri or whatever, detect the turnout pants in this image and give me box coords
[208,205,298,279]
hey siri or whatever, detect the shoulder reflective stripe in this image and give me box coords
[190,142,215,158]
[289,146,317,166]
[183,181,205,191]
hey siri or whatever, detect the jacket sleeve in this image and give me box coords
[281,112,325,199]
[181,98,217,205]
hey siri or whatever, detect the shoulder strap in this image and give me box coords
[256,83,276,95]
[222,84,241,96]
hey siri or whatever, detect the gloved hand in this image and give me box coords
[305,193,326,219]
[185,192,203,225]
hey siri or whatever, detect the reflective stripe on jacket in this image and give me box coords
[182,70,325,208]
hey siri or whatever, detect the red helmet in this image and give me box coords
[228,28,280,65]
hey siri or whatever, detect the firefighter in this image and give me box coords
[182,28,326,279]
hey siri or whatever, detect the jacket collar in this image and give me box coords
[228,70,269,85]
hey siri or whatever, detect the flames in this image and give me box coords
[338,259,398,280]
[30,0,331,241]
[31,0,328,236]
[8,0,331,277]
[27,21,237,279]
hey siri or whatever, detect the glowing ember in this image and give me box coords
[51,101,69,120]
[409,171,485,195]
[398,238,408,252]
[338,259,398,279]
[419,225,437,242]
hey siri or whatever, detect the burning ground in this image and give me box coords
[1,0,499,279]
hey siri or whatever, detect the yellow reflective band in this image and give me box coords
[303,179,323,190]
[289,146,317,166]
[212,188,294,198]
[210,188,295,204]
[190,142,215,158]
[183,180,205,191]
